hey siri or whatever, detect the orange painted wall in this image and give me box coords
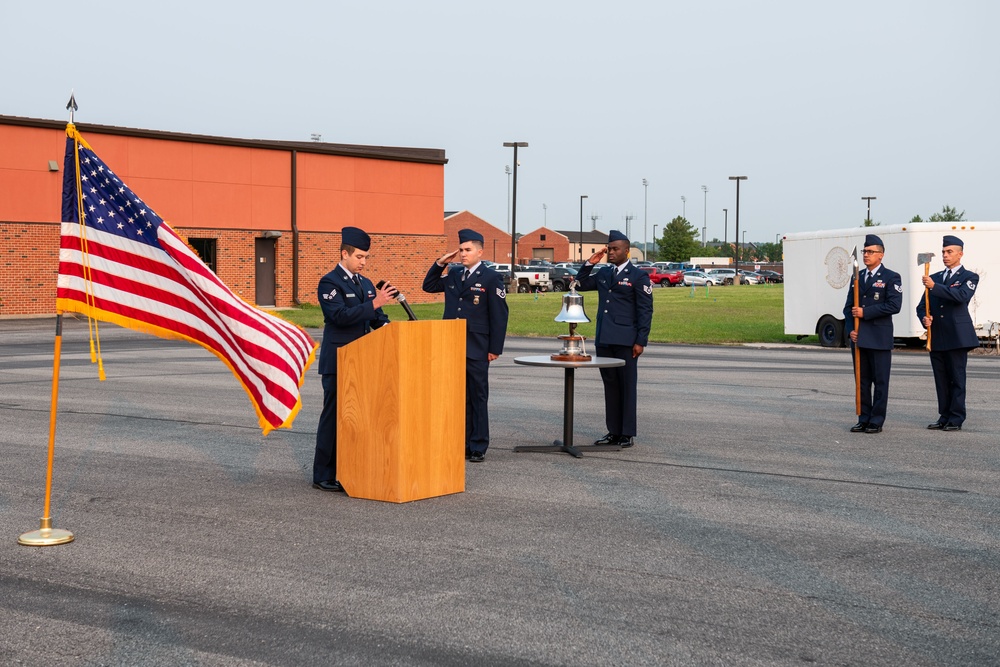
[0,124,443,237]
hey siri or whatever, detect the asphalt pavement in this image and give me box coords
[2,316,998,666]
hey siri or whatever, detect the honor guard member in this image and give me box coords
[574,230,654,448]
[917,235,981,431]
[842,234,902,433]
[313,226,396,491]
[422,228,509,462]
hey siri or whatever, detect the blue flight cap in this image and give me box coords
[458,228,484,244]
[608,229,629,244]
[341,226,371,251]
[942,234,963,248]
[863,234,884,247]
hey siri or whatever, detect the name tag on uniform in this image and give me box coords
[346,293,357,298]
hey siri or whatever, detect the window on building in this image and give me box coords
[540,234,546,241]
[188,238,218,273]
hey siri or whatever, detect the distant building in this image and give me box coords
[443,211,511,262]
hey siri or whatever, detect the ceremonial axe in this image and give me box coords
[917,251,935,351]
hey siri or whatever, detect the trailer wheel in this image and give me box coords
[818,315,844,348]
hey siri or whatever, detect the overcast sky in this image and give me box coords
[4,1,998,247]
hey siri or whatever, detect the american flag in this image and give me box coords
[57,124,317,435]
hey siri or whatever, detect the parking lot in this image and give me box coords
[2,317,999,666]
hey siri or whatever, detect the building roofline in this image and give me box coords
[0,114,448,165]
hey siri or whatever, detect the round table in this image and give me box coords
[513,355,626,458]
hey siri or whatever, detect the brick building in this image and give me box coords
[517,228,621,263]
[442,211,511,263]
[0,115,448,317]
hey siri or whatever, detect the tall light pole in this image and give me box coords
[505,165,511,234]
[652,224,658,260]
[681,195,686,219]
[579,195,588,261]
[862,195,877,224]
[723,208,728,262]
[701,185,708,247]
[543,203,547,227]
[503,142,528,277]
[729,176,747,279]
[642,178,649,257]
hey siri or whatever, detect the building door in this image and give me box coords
[532,248,554,262]
[255,238,276,306]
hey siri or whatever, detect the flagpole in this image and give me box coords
[18,314,74,546]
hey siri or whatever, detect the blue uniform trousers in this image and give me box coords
[466,358,490,454]
[929,349,969,426]
[313,373,338,484]
[853,346,892,426]
[596,344,638,437]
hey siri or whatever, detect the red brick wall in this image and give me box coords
[443,211,512,263]
[516,227,571,263]
[0,221,445,317]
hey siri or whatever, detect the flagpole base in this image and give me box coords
[18,517,74,547]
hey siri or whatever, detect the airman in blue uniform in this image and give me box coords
[917,235,981,431]
[574,230,654,448]
[313,226,396,492]
[842,234,902,433]
[423,229,509,462]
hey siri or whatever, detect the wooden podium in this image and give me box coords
[337,320,465,502]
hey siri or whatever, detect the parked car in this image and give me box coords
[492,263,512,273]
[707,268,748,285]
[682,270,718,287]
[640,266,683,287]
[664,261,695,272]
[755,270,784,284]
[548,267,579,291]
[633,260,654,267]
[554,262,581,270]
[738,270,761,285]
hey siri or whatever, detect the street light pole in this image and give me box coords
[652,224,658,260]
[503,142,528,279]
[862,196,877,224]
[701,185,708,246]
[681,195,686,219]
[505,165,511,234]
[642,178,648,257]
[723,208,728,262]
[729,176,747,279]
[579,195,588,261]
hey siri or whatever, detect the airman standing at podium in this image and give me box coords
[313,226,396,492]
[574,230,654,449]
[423,229,509,462]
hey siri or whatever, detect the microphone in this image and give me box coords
[376,280,418,321]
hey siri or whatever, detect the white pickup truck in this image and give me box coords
[494,264,553,293]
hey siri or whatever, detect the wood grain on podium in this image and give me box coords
[337,320,465,502]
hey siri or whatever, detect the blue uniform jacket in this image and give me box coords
[423,263,509,360]
[316,266,389,374]
[842,265,902,350]
[916,266,980,351]
[575,262,653,347]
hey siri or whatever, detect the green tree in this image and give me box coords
[659,216,701,262]
[929,205,965,222]
[863,218,879,227]
[910,215,923,223]
[755,241,783,263]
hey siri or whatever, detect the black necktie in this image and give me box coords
[865,270,873,286]
[943,269,952,283]
[352,275,361,289]
[463,269,470,282]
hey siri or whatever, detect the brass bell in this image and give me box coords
[554,285,590,323]
[552,283,591,360]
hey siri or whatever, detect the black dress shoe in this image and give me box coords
[850,421,869,433]
[618,436,635,448]
[864,424,883,433]
[465,447,472,460]
[312,480,344,492]
[927,422,945,430]
[942,423,962,431]
[594,433,620,445]
[469,451,485,463]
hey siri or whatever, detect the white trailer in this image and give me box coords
[783,222,1000,347]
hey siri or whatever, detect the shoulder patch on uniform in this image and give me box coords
[643,284,652,295]
[323,290,337,300]
[968,280,976,290]
[894,284,902,293]
[497,287,506,298]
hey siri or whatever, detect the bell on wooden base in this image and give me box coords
[551,284,591,361]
